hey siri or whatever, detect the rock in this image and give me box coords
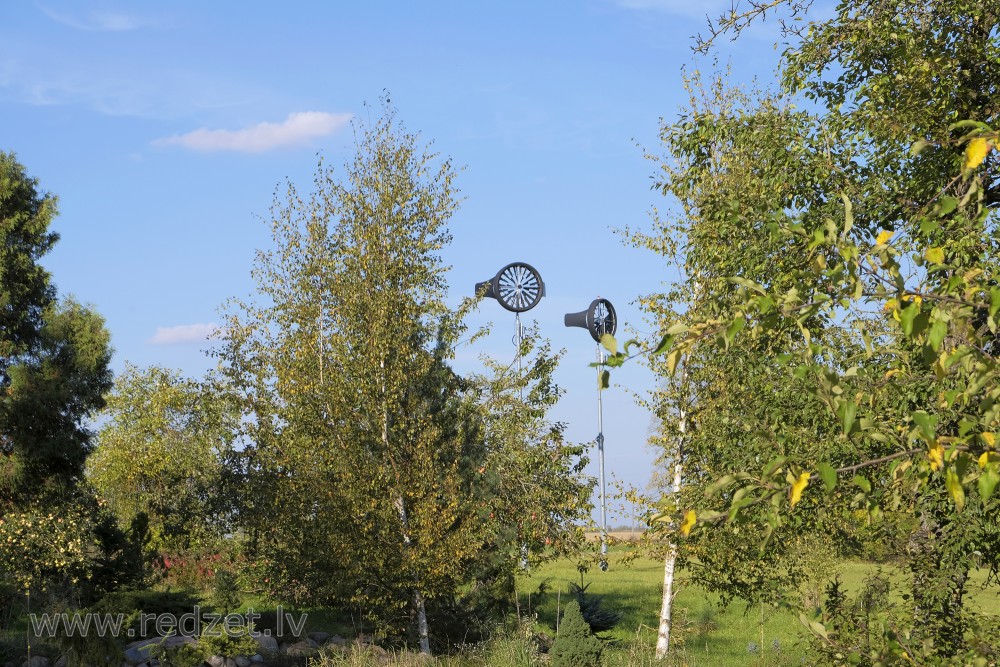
[325,634,346,646]
[252,633,278,655]
[307,631,330,644]
[53,658,67,667]
[206,657,225,667]
[21,658,49,667]
[284,641,319,657]
[124,636,196,665]
[234,657,252,667]
[250,656,264,664]
[224,659,237,667]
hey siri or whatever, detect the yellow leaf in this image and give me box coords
[790,472,810,508]
[680,510,696,537]
[983,432,996,448]
[928,442,944,471]
[666,349,682,376]
[876,230,893,245]
[946,467,965,511]
[925,247,945,264]
[884,369,901,379]
[979,452,992,468]
[965,137,993,170]
[883,298,898,312]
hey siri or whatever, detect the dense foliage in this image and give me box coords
[212,102,591,651]
[550,600,604,667]
[617,0,1000,663]
[89,365,237,555]
[0,152,145,605]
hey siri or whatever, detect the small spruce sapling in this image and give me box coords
[550,600,603,667]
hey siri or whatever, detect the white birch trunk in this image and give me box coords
[655,404,685,660]
[395,496,431,654]
[384,358,431,655]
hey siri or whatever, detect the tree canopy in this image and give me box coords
[215,102,591,651]
[617,0,1000,662]
[0,151,112,506]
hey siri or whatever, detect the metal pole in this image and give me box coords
[517,312,528,569]
[597,343,608,570]
[514,313,524,399]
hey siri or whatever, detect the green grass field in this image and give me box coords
[516,550,1000,666]
[4,552,997,666]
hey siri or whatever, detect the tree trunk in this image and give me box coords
[655,546,678,659]
[415,590,431,654]
[383,358,431,656]
[395,495,431,654]
[655,403,685,660]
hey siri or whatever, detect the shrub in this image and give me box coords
[211,568,240,614]
[568,582,621,634]
[550,600,603,667]
[197,625,259,662]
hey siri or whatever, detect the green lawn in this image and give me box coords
[516,550,1000,666]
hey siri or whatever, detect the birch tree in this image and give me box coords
[218,102,483,652]
[616,0,1000,661]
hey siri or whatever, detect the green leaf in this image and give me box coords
[990,288,1000,319]
[600,333,617,356]
[912,411,937,440]
[852,476,871,494]
[798,613,830,640]
[665,322,690,335]
[978,464,999,503]
[763,456,788,478]
[899,302,920,337]
[937,196,958,216]
[928,318,948,352]
[651,334,673,355]
[598,370,610,390]
[724,316,746,347]
[840,193,853,235]
[818,462,837,494]
[604,354,624,368]
[728,277,766,294]
[706,474,736,497]
[910,139,930,156]
[837,400,857,436]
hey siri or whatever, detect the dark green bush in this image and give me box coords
[550,600,603,667]
[568,582,621,634]
[211,568,241,614]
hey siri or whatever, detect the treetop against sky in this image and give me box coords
[2,0,801,513]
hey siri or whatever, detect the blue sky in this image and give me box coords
[3,1,792,525]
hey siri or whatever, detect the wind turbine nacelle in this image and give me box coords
[564,298,617,343]
[473,262,545,312]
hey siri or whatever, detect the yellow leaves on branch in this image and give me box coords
[790,472,810,508]
[680,510,696,537]
[925,247,945,264]
[964,137,994,171]
[875,230,893,245]
[928,441,944,471]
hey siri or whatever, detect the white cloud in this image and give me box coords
[149,323,219,345]
[153,112,353,153]
[38,5,153,31]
